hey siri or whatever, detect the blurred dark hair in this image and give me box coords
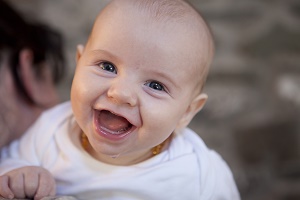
[0,0,65,105]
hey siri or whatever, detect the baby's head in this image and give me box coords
[71,0,214,165]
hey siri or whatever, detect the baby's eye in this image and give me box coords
[99,62,117,74]
[145,81,165,91]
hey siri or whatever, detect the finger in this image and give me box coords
[24,170,39,198]
[0,175,14,199]
[9,173,26,199]
[34,172,56,200]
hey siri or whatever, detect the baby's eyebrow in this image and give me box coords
[149,70,179,90]
[89,49,121,63]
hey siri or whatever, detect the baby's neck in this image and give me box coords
[88,146,154,166]
[83,133,173,166]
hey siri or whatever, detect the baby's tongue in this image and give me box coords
[98,110,131,133]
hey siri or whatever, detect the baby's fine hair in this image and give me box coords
[136,0,193,22]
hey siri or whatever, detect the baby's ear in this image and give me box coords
[176,93,207,130]
[76,44,85,62]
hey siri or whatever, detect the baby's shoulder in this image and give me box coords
[178,128,227,170]
[177,128,240,199]
[40,101,72,120]
[23,101,73,142]
[172,128,209,155]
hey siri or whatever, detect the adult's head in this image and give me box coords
[0,0,65,148]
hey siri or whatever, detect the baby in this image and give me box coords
[0,0,240,199]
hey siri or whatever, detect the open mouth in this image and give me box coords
[95,110,134,136]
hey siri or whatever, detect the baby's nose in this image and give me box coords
[107,78,137,106]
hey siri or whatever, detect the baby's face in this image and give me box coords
[71,4,209,165]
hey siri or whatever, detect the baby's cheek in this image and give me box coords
[149,110,177,132]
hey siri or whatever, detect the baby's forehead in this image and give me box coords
[110,0,202,25]
[97,0,213,51]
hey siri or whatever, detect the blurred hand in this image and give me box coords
[0,166,56,200]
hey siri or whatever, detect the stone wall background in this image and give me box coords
[7,0,300,199]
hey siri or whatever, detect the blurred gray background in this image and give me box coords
[6,0,300,199]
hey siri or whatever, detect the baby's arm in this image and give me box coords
[0,166,56,200]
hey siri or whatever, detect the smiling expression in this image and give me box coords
[71,1,213,165]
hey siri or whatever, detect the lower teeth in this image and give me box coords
[101,126,131,135]
[116,127,129,133]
